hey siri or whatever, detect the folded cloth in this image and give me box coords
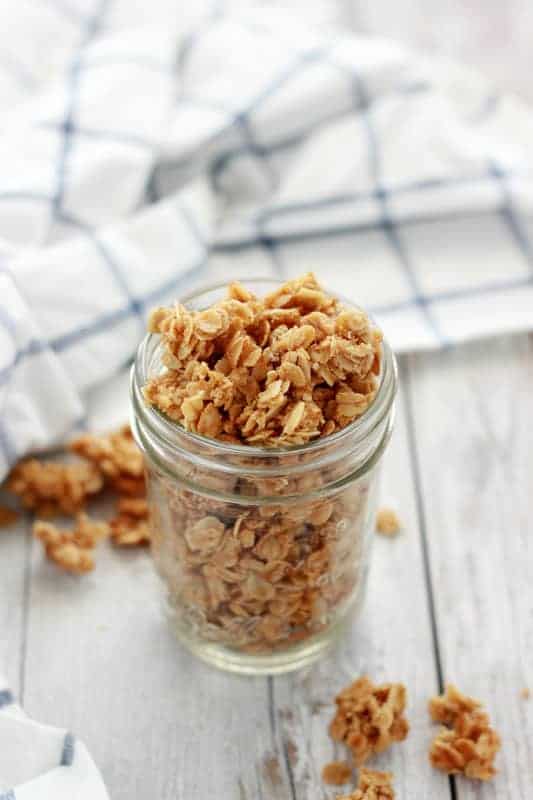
[0,676,108,799]
[1,0,533,481]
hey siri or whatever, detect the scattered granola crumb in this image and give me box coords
[428,685,501,781]
[329,676,409,765]
[70,425,145,497]
[110,496,150,547]
[33,512,109,574]
[8,459,103,516]
[521,688,530,700]
[336,768,394,800]
[144,273,382,447]
[0,504,18,527]
[375,508,401,537]
[5,424,150,574]
[322,761,352,785]
[429,683,481,726]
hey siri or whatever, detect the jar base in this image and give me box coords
[167,607,360,676]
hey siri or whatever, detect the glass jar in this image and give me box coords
[130,279,397,675]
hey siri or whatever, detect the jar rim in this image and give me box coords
[130,276,397,463]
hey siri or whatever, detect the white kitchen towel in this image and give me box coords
[1,0,533,482]
[0,676,108,799]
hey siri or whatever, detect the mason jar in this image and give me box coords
[130,279,397,675]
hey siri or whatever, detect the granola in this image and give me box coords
[336,769,394,800]
[8,459,103,516]
[428,685,501,780]
[110,497,151,547]
[375,508,401,537]
[0,505,18,526]
[322,761,353,785]
[429,683,481,726]
[5,424,150,574]
[71,425,145,497]
[33,513,109,574]
[144,273,381,446]
[151,476,370,653]
[329,676,409,765]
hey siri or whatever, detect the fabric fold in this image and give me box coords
[0,676,108,799]
[1,3,532,478]
[0,266,84,475]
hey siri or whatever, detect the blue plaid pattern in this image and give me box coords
[60,732,76,766]
[0,2,532,479]
[0,689,14,708]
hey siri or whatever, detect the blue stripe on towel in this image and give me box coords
[0,689,14,708]
[488,161,533,273]
[60,732,75,766]
[51,0,109,214]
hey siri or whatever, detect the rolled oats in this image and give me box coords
[0,505,18,526]
[428,685,500,781]
[71,425,145,497]
[110,496,150,547]
[150,468,371,653]
[6,424,151,573]
[329,676,409,765]
[336,769,395,800]
[428,683,481,726]
[144,273,381,447]
[8,459,103,516]
[321,760,353,785]
[33,512,109,574]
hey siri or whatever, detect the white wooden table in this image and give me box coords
[1,334,532,799]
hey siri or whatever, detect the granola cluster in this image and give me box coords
[0,504,18,526]
[336,769,395,800]
[428,685,501,780]
[7,459,103,517]
[34,513,109,574]
[329,677,409,765]
[143,273,382,446]
[322,679,402,797]
[322,679,500,796]
[110,497,150,546]
[70,425,145,497]
[5,426,149,574]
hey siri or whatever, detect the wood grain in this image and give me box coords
[407,333,533,799]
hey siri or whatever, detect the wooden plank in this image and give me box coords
[407,333,533,799]
[256,377,449,799]
[0,503,28,698]
[21,375,449,799]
